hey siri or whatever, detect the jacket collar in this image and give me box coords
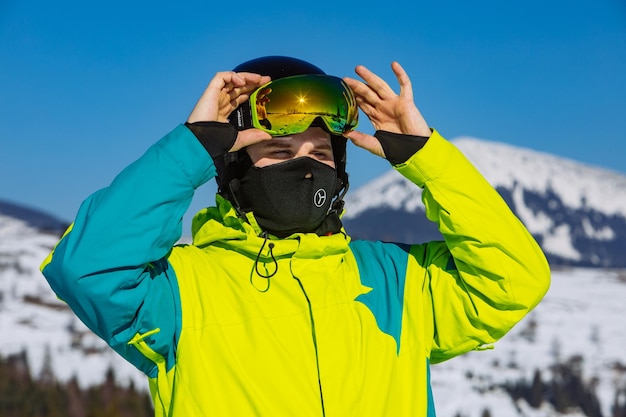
[191,195,350,259]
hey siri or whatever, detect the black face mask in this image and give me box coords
[239,157,339,237]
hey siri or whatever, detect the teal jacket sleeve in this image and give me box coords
[40,124,215,377]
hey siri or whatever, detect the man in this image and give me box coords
[41,56,550,416]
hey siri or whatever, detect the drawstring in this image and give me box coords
[251,231,278,292]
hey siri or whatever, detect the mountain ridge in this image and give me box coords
[0,198,69,234]
[342,137,626,268]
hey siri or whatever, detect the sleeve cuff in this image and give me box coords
[374,130,430,165]
[184,121,237,160]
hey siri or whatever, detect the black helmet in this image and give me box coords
[219,56,350,219]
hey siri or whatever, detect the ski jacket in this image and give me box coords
[41,125,550,417]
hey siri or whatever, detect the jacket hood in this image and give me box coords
[191,195,350,259]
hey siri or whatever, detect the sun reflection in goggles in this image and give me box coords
[249,75,358,136]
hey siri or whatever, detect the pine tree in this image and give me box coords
[612,388,626,417]
[529,369,544,408]
[38,345,56,386]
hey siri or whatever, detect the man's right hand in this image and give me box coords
[187,71,272,152]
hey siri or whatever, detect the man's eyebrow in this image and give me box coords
[312,140,333,151]
[260,141,291,149]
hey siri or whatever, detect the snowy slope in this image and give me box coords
[432,267,626,417]
[0,214,148,391]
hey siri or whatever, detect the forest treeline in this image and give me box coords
[503,355,626,417]
[0,349,152,417]
[2,347,625,417]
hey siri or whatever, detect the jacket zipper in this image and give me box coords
[293,275,327,417]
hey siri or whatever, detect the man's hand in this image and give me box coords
[187,71,272,151]
[343,62,431,158]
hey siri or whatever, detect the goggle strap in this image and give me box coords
[226,178,250,220]
[233,106,254,130]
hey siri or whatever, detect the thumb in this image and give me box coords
[346,131,386,159]
[230,129,272,152]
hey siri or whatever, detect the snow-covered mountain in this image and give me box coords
[343,137,626,268]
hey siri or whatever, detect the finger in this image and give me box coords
[353,96,378,122]
[230,128,272,152]
[224,73,271,103]
[208,71,241,92]
[227,92,253,111]
[354,65,397,100]
[222,79,270,107]
[221,73,266,96]
[236,72,271,87]
[223,84,257,103]
[345,130,385,158]
[391,61,414,102]
[344,76,383,108]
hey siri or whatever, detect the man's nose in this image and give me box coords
[293,143,313,159]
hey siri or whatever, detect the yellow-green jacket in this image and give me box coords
[41,125,550,416]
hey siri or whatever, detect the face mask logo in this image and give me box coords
[314,188,327,208]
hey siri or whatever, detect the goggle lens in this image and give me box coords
[250,75,358,136]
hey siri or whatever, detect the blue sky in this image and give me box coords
[1,0,625,232]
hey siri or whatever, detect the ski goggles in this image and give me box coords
[245,74,358,136]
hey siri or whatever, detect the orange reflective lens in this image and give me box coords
[250,75,358,136]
